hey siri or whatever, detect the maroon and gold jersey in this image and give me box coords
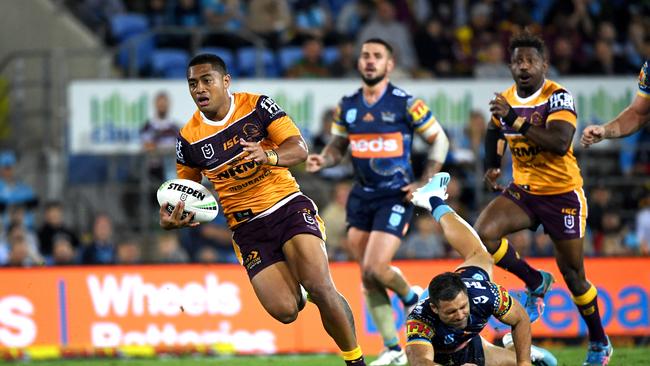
[492,79,583,195]
[176,92,302,228]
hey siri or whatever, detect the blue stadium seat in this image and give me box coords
[323,46,340,65]
[198,47,237,76]
[151,49,190,79]
[236,47,279,77]
[278,46,304,73]
[110,14,149,42]
[111,14,152,74]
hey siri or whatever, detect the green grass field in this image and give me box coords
[0,347,644,366]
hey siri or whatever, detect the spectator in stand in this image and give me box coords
[196,245,219,263]
[140,91,179,182]
[179,208,237,263]
[414,17,454,77]
[336,0,374,39]
[636,190,650,255]
[474,39,510,79]
[202,0,250,50]
[0,151,38,230]
[454,3,498,76]
[154,232,189,263]
[247,0,292,49]
[320,181,352,262]
[599,212,629,256]
[146,0,170,28]
[80,213,116,265]
[587,185,611,238]
[115,237,142,264]
[285,36,331,78]
[5,225,41,267]
[48,234,78,266]
[584,39,633,75]
[397,214,445,259]
[328,36,357,78]
[37,201,80,259]
[75,0,126,41]
[357,0,418,74]
[290,0,335,45]
[549,36,582,76]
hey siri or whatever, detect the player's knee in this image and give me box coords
[361,267,381,287]
[301,280,335,303]
[269,305,299,324]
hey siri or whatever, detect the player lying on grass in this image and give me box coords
[404,172,557,366]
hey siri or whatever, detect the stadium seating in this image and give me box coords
[236,47,279,77]
[151,49,190,78]
[111,14,153,74]
[322,46,340,65]
[278,46,304,74]
[198,47,238,76]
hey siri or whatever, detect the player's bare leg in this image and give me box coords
[552,237,611,365]
[482,337,517,366]
[283,234,365,365]
[474,195,553,322]
[347,228,412,365]
[250,261,305,324]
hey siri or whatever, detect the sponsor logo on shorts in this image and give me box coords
[349,132,404,158]
[388,213,402,228]
[243,250,262,271]
[564,215,575,230]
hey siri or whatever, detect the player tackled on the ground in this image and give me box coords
[406,172,557,366]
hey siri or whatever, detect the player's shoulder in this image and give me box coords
[178,110,202,141]
[408,298,436,323]
[388,83,413,99]
[340,88,362,104]
[542,79,572,97]
[501,83,518,101]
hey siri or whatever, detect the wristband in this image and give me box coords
[502,108,518,126]
[518,121,532,134]
[265,150,279,166]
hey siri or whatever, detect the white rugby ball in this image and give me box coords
[157,179,219,223]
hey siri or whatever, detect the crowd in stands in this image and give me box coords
[2,102,649,267]
[4,0,641,267]
[65,0,649,78]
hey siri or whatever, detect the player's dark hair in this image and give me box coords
[508,31,546,59]
[362,38,393,55]
[188,53,228,75]
[428,272,467,306]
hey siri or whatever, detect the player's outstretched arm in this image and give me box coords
[404,343,436,366]
[498,299,533,366]
[581,94,650,147]
[306,135,349,172]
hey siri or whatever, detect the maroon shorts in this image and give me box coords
[501,183,588,240]
[232,194,326,279]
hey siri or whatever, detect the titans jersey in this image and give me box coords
[332,83,442,196]
[638,61,650,98]
[406,268,514,354]
[176,93,302,228]
[491,79,583,194]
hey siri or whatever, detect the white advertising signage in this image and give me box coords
[68,78,636,154]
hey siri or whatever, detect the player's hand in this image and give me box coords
[306,154,326,173]
[484,168,504,192]
[489,93,512,119]
[241,139,268,164]
[580,125,605,148]
[159,201,199,230]
[401,182,419,202]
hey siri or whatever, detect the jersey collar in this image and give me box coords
[514,79,546,104]
[200,91,234,126]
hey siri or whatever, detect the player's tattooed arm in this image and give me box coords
[306,135,350,173]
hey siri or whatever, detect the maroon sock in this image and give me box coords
[574,286,608,344]
[345,356,366,365]
[493,238,542,290]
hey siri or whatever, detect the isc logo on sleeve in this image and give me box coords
[349,132,404,158]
